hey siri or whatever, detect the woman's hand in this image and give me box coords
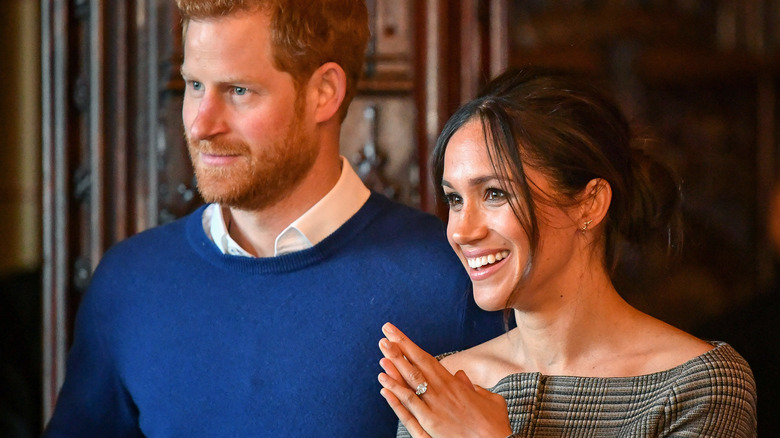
[378,322,512,438]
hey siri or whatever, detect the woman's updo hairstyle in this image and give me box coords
[432,67,683,274]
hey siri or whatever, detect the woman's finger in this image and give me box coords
[379,383,432,438]
[378,354,406,388]
[453,369,475,388]
[379,335,430,397]
[381,322,445,399]
[378,370,431,429]
[382,323,438,368]
[379,323,513,437]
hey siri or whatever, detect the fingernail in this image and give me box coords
[379,338,390,349]
[383,322,396,334]
[378,373,387,384]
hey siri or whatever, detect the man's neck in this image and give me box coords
[222,207,279,257]
[224,155,342,257]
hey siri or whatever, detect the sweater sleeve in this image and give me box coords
[43,270,143,438]
[660,346,757,437]
[459,281,505,348]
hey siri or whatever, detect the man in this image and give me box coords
[44,1,500,436]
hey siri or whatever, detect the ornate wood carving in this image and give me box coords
[342,0,417,207]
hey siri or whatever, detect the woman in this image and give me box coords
[377,68,757,437]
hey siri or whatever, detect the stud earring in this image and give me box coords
[580,219,593,234]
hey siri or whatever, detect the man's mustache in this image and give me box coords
[188,137,249,156]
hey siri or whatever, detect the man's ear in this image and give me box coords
[579,178,612,231]
[307,62,347,124]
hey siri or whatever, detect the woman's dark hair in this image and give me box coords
[432,67,683,280]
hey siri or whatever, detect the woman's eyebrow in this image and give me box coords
[442,175,508,189]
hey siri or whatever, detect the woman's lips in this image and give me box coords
[464,250,510,281]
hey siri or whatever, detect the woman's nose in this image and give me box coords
[448,204,489,244]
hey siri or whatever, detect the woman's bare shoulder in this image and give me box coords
[440,333,520,388]
[613,312,715,376]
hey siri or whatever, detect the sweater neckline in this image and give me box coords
[489,341,732,391]
[185,193,388,275]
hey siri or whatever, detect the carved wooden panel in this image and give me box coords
[342,97,420,206]
[343,0,419,207]
[41,0,195,419]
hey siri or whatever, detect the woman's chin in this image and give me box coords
[473,288,509,312]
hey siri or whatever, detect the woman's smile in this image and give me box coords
[467,249,510,269]
[465,250,511,281]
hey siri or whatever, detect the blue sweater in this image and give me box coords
[45,194,502,437]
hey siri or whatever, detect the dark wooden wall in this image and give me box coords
[501,0,780,329]
[41,0,198,420]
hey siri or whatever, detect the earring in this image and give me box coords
[580,219,593,234]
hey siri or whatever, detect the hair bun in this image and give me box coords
[623,144,683,253]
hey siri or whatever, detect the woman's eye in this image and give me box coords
[444,193,463,209]
[485,188,506,202]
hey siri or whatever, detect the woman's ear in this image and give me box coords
[579,178,611,232]
[307,62,347,124]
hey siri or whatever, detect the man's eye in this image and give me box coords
[190,81,202,91]
[232,87,248,95]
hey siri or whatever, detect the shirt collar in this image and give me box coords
[204,156,370,257]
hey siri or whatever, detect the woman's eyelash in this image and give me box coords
[444,193,462,206]
[485,188,506,200]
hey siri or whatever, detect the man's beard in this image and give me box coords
[186,111,318,211]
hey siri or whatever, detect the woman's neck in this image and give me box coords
[507,273,641,376]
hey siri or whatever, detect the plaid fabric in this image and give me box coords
[397,342,757,437]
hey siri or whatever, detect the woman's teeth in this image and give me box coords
[467,250,510,269]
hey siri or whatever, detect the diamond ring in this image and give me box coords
[415,382,428,396]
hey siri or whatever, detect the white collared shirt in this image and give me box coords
[202,156,371,257]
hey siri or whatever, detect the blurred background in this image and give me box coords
[3,0,779,436]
